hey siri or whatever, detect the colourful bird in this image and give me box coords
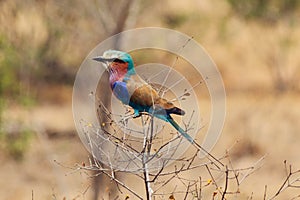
[93,50,194,143]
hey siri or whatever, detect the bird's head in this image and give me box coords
[93,50,135,75]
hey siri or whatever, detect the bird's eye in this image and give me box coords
[113,58,126,63]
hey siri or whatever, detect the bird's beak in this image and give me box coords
[92,56,115,71]
[92,56,115,63]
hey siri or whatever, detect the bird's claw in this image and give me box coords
[132,110,141,118]
[132,113,142,118]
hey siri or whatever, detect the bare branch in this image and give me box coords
[221,166,229,200]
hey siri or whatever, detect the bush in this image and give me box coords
[227,0,300,22]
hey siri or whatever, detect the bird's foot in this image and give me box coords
[132,110,141,118]
[132,113,142,118]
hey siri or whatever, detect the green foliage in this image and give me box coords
[0,127,33,161]
[227,0,300,22]
[0,34,21,98]
[0,35,35,160]
[0,1,76,161]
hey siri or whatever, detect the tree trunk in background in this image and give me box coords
[92,0,139,199]
[93,71,112,200]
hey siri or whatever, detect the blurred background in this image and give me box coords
[0,0,300,199]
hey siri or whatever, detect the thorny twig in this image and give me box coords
[268,160,300,200]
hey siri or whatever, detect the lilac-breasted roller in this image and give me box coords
[93,50,194,143]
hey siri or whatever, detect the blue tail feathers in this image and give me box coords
[167,116,193,143]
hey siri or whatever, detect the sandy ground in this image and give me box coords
[1,91,300,200]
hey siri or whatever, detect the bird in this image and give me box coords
[93,50,224,167]
[92,50,194,143]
